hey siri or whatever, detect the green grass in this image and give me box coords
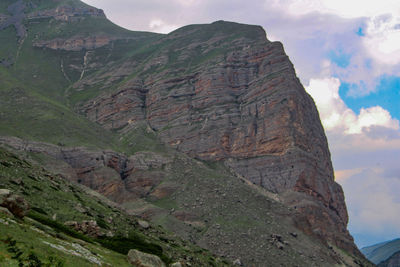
[150,198,178,210]
[118,124,168,154]
[0,85,121,150]
[0,147,230,266]
[0,27,18,63]
[0,213,131,267]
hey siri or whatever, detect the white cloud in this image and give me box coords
[306,78,399,134]
[281,0,400,19]
[149,19,179,33]
[363,15,400,66]
[307,76,400,246]
[341,168,400,245]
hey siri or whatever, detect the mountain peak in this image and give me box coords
[168,20,268,42]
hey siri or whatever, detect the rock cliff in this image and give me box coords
[0,0,371,265]
[78,20,355,253]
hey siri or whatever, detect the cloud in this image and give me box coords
[305,78,400,134]
[341,168,400,247]
[364,14,400,66]
[306,77,400,246]
[280,0,400,18]
[149,19,179,34]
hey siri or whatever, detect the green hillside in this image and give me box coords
[0,147,229,266]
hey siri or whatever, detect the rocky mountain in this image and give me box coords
[0,147,228,266]
[0,0,373,266]
[362,239,400,266]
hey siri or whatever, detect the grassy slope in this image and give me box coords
[0,0,162,152]
[0,147,230,266]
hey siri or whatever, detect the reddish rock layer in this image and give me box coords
[78,22,355,252]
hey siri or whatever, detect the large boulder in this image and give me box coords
[127,249,166,267]
[0,189,30,218]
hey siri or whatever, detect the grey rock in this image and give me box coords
[127,249,166,267]
[138,220,150,229]
[0,192,30,218]
[233,259,243,266]
[0,206,13,217]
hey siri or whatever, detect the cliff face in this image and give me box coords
[0,0,369,265]
[77,21,353,252]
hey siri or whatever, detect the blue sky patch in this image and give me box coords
[339,75,400,120]
[356,27,365,36]
[328,49,351,68]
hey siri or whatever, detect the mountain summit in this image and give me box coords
[0,0,373,266]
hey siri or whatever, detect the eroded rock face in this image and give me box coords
[78,23,352,252]
[0,0,27,39]
[0,136,171,204]
[127,249,166,267]
[0,189,30,218]
[81,80,147,130]
[27,5,105,22]
[33,35,115,51]
[64,220,104,238]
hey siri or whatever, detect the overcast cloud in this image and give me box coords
[82,0,400,248]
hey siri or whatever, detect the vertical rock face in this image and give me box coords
[77,21,355,252]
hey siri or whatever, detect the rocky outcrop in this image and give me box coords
[78,21,353,253]
[33,35,116,51]
[0,14,8,23]
[0,0,27,39]
[0,189,30,218]
[0,136,171,203]
[127,249,166,267]
[27,5,105,22]
[64,220,105,238]
[81,80,147,129]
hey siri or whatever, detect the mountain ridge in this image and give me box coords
[362,238,400,265]
[0,0,373,266]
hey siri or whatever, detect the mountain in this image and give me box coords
[0,147,228,266]
[362,238,400,266]
[0,0,373,266]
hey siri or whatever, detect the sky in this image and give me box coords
[81,0,400,248]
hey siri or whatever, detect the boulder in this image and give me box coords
[127,249,166,267]
[64,220,104,238]
[0,189,11,197]
[138,220,150,229]
[233,259,243,266]
[0,189,30,218]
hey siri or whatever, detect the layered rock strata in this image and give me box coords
[27,5,105,22]
[78,22,354,253]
